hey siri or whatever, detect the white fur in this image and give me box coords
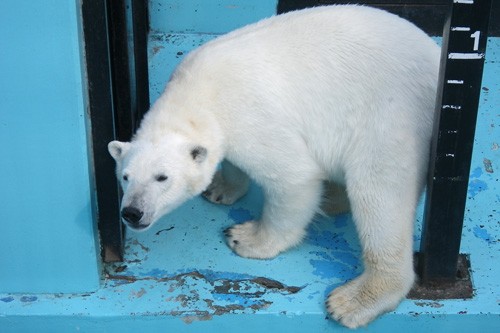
[109,5,440,328]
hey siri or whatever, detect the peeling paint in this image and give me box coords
[306,226,361,281]
[483,158,494,173]
[309,259,353,280]
[468,167,489,197]
[19,296,37,302]
[228,207,254,223]
[130,239,150,252]
[308,229,348,250]
[414,301,444,308]
[131,288,147,298]
[470,167,483,179]
[473,225,495,244]
[150,45,164,57]
[468,179,489,197]
[115,265,127,273]
[180,313,213,324]
[105,269,302,322]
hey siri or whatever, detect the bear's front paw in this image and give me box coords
[224,221,281,259]
[326,273,410,328]
[202,171,248,205]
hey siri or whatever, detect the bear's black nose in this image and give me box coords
[121,207,143,225]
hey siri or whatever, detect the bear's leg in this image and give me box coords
[326,171,417,328]
[320,181,350,216]
[225,178,323,259]
[202,160,250,205]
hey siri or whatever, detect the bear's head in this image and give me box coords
[108,134,214,231]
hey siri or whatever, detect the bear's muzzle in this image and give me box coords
[121,206,146,229]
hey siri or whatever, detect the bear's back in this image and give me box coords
[174,5,440,122]
[156,5,440,177]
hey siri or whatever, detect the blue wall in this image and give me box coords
[0,1,100,293]
[149,0,278,34]
[148,0,278,101]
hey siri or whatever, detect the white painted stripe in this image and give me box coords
[442,105,462,110]
[447,80,464,84]
[451,27,471,31]
[453,0,474,4]
[448,52,484,59]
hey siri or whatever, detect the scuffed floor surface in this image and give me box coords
[0,38,498,332]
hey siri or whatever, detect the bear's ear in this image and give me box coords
[108,141,130,161]
[190,145,207,163]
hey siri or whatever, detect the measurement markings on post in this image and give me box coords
[420,0,493,281]
[448,52,484,59]
[442,104,462,110]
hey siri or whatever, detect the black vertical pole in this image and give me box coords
[81,0,124,262]
[82,1,150,262]
[131,0,150,127]
[107,0,149,139]
[419,0,492,282]
[107,0,134,142]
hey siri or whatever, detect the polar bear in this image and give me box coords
[108,5,440,328]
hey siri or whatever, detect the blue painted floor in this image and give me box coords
[1,34,498,332]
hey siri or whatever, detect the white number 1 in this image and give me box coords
[470,31,480,51]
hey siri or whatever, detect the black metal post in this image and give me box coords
[97,0,150,261]
[107,0,134,141]
[81,0,124,262]
[276,1,499,37]
[107,0,149,138]
[131,0,151,125]
[419,0,492,282]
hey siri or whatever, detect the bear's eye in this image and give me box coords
[123,174,128,181]
[155,174,168,182]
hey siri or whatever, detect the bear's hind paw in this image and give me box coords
[202,171,248,205]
